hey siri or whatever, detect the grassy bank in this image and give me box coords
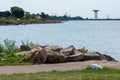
[0,68,120,80]
[0,39,33,66]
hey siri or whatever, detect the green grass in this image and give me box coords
[0,68,120,80]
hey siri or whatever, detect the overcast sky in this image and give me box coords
[0,0,120,18]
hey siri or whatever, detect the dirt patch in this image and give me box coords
[0,60,119,74]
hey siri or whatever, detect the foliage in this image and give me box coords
[0,39,31,65]
[24,12,32,19]
[2,53,26,63]
[0,68,120,80]
[78,47,88,53]
[0,53,31,66]
[3,39,17,53]
[0,43,4,53]
[50,15,84,20]
[40,12,50,19]
[21,40,40,48]
[10,6,24,18]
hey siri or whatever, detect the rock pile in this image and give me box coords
[21,45,117,64]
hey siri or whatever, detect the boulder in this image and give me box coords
[46,52,65,63]
[80,52,103,61]
[27,47,47,64]
[103,54,117,62]
[60,45,75,56]
[89,64,103,70]
[45,46,65,63]
[65,52,84,62]
[45,45,62,52]
[80,52,117,62]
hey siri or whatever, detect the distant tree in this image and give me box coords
[40,12,50,19]
[10,6,24,18]
[24,12,32,19]
[40,12,46,19]
[31,14,36,19]
[63,15,68,20]
[36,13,40,16]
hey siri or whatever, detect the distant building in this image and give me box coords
[0,11,11,17]
[35,15,42,20]
[93,10,99,19]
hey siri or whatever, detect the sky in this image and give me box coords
[0,0,120,18]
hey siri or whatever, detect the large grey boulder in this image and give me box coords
[60,46,75,56]
[27,47,47,64]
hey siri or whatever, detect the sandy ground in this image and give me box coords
[0,60,120,74]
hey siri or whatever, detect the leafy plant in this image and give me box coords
[10,6,24,18]
[3,53,27,63]
[3,39,17,53]
[78,47,88,53]
[21,40,40,48]
[0,43,4,53]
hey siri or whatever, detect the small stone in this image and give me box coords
[89,64,103,70]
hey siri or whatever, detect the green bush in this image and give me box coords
[3,39,17,53]
[3,53,27,63]
[0,43,4,53]
[21,40,40,48]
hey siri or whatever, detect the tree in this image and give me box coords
[10,6,24,18]
[40,12,46,19]
[24,12,32,19]
[40,12,50,19]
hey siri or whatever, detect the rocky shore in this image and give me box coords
[0,19,61,26]
[18,45,118,64]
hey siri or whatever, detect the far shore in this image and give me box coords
[0,19,62,26]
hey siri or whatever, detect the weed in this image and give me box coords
[78,47,88,53]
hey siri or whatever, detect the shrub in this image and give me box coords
[0,43,4,53]
[3,39,17,53]
[78,47,88,53]
[3,53,27,63]
[21,40,40,48]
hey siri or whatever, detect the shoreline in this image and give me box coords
[0,19,62,26]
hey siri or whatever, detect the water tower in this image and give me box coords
[93,10,99,19]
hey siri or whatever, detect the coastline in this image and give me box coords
[0,19,62,26]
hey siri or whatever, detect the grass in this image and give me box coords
[0,68,120,80]
[0,54,32,66]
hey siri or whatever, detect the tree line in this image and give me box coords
[2,6,84,20]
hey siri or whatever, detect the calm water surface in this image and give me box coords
[0,21,120,61]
